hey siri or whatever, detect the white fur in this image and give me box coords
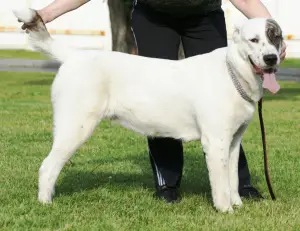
[14,8,282,213]
[13,8,36,23]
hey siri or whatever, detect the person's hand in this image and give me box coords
[280,41,287,62]
[37,10,49,24]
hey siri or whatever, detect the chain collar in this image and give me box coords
[226,60,254,103]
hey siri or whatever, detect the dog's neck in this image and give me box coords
[226,44,263,103]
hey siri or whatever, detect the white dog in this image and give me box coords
[14,8,283,213]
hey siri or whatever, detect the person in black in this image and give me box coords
[130,0,286,202]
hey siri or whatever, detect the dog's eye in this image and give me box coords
[250,38,259,43]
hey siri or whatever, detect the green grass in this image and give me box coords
[280,58,300,68]
[0,49,299,69]
[0,71,300,231]
[0,50,49,60]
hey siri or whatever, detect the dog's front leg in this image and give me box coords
[229,125,248,208]
[202,136,232,213]
[228,142,243,208]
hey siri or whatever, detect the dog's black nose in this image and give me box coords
[263,54,278,66]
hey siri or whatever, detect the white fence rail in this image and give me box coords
[0,0,112,51]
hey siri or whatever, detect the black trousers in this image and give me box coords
[131,2,251,190]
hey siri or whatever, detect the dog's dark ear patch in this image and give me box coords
[266,19,283,50]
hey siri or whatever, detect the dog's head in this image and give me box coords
[232,18,283,73]
[232,18,284,93]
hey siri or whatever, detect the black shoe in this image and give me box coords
[239,185,265,200]
[153,186,182,203]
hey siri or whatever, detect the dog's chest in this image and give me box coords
[231,100,256,128]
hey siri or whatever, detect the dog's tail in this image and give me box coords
[13,8,73,63]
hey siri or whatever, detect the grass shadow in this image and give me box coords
[56,153,212,197]
[55,151,263,200]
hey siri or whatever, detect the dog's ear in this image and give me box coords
[232,24,242,43]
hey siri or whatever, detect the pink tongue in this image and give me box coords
[262,72,280,94]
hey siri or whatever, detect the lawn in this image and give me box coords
[0,49,299,69]
[280,58,300,68]
[0,50,49,60]
[0,71,300,231]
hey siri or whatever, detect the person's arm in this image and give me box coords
[37,0,90,23]
[229,0,286,61]
[229,0,272,19]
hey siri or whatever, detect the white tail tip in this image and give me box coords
[13,8,36,24]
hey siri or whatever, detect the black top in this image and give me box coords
[137,0,222,16]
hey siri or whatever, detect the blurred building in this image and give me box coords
[0,0,299,57]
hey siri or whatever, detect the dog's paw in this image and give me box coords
[214,198,234,213]
[231,194,243,208]
[215,204,234,213]
[38,191,53,204]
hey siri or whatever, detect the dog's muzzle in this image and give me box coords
[248,56,280,94]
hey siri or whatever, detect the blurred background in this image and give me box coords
[0,0,299,57]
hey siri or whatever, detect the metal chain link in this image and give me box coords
[226,60,253,103]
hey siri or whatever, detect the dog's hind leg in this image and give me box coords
[202,135,232,213]
[38,95,107,204]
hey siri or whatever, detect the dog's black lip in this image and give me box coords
[264,68,277,73]
[248,56,256,67]
[248,56,277,74]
